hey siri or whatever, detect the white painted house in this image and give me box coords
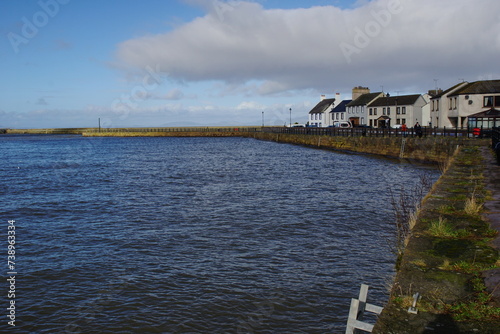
[330,99,352,125]
[440,80,500,128]
[430,82,469,128]
[308,93,341,127]
[366,94,430,128]
[346,87,384,127]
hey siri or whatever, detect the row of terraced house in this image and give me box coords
[308,80,500,129]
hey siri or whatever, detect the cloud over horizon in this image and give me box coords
[116,0,500,96]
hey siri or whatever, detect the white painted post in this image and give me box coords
[345,298,360,334]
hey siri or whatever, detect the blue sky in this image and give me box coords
[1,0,499,128]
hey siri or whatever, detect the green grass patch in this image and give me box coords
[428,217,469,238]
[448,276,500,321]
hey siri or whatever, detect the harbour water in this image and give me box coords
[0,135,440,333]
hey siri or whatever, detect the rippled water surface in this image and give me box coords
[0,135,439,333]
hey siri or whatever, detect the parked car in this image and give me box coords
[333,121,353,128]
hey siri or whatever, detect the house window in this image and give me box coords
[484,96,500,107]
[402,107,406,114]
[402,118,406,125]
[369,119,373,127]
[397,107,400,114]
[484,97,492,107]
[361,117,364,124]
[396,119,401,125]
[374,108,377,116]
[319,114,322,120]
[341,113,344,120]
[387,107,390,115]
[369,108,373,115]
[454,97,457,109]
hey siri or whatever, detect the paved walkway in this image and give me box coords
[481,146,500,302]
[373,144,500,333]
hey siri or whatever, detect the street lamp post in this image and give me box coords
[289,108,292,127]
[262,111,264,127]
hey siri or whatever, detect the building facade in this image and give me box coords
[366,94,430,128]
[445,80,500,128]
[430,82,469,128]
[330,99,352,125]
[346,89,384,126]
[308,95,335,127]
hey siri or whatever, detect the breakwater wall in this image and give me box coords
[5,128,96,134]
[80,128,483,164]
[5,126,481,164]
[241,132,476,164]
[373,145,500,333]
[83,130,241,137]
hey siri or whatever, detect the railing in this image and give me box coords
[82,125,484,138]
[492,127,500,164]
[263,126,473,138]
[0,126,488,138]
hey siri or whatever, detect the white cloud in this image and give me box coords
[116,0,500,96]
[236,101,264,110]
[163,88,185,100]
[36,97,49,106]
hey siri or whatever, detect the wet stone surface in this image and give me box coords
[373,145,500,333]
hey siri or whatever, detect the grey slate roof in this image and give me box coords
[448,80,500,96]
[330,100,352,113]
[346,92,383,107]
[469,108,500,118]
[309,98,335,114]
[431,82,468,99]
[368,94,421,107]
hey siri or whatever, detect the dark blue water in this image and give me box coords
[0,135,439,333]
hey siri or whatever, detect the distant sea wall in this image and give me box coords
[5,128,95,134]
[240,132,481,164]
[83,131,240,137]
[4,127,487,163]
[83,130,472,163]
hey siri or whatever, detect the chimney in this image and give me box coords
[428,89,443,97]
[320,94,326,101]
[352,86,370,101]
[334,93,341,107]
